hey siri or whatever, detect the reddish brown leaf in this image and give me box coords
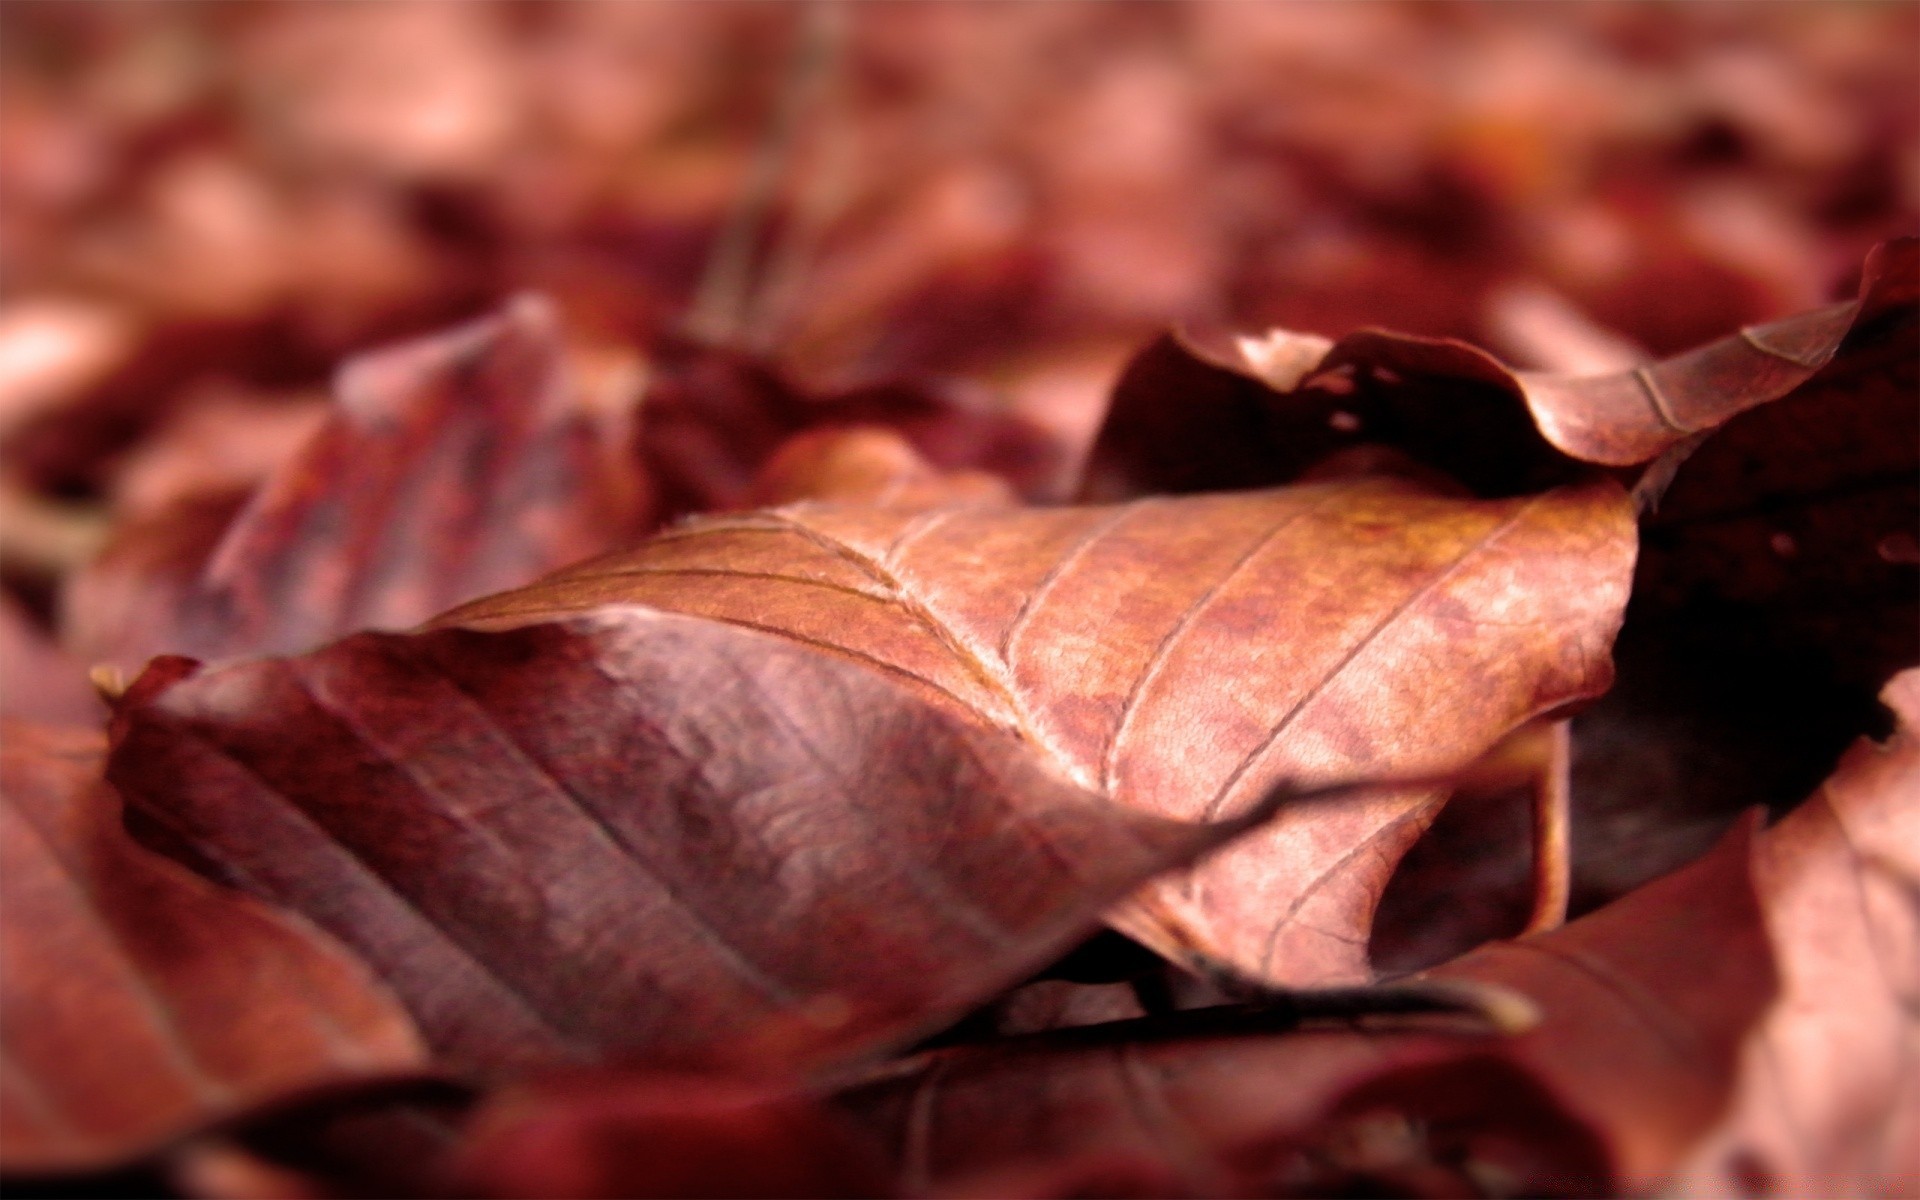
[63,296,646,675]
[1085,236,1915,499]
[835,814,1773,1196]
[1566,241,1915,908]
[1673,669,1920,1197]
[1429,816,1776,1189]
[440,476,1636,984]
[105,610,1306,1079]
[0,721,425,1175]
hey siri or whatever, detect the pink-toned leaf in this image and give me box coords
[1674,668,1920,1196]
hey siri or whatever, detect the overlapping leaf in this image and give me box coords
[1085,236,1915,499]
[0,721,425,1175]
[439,475,1636,984]
[106,610,1315,1079]
[1673,669,1920,1197]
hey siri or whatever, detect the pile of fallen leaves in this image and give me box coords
[2,5,1917,1199]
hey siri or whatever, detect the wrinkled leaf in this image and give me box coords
[442,475,1636,983]
[0,721,425,1175]
[106,610,1307,1079]
[64,296,646,675]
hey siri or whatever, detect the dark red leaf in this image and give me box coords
[105,610,1303,1079]
[1084,236,1915,499]
[639,338,1071,520]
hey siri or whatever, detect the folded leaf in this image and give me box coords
[106,611,1304,1079]
[441,475,1636,983]
[1085,236,1914,498]
[0,721,425,1175]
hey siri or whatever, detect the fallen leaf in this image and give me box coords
[1083,237,1915,500]
[0,720,425,1175]
[440,475,1635,984]
[745,425,1016,512]
[834,811,1773,1196]
[63,295,646,676]
[105,609,1305,1078]
[1673,668,1920,1197]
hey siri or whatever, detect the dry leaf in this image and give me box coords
[1084,237,1915,500]
[105,610,1305,1078]
[0,721,425,1175]
[447,1073,892,1199]
[639,339,1069,520]
[441,475,1636,984]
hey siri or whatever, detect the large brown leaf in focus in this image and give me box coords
[1674,669,1920,1197]
[835,813,1773,1197]
[63,295,645,676]
[0,721,425,1175]
[1089,239,1917,918]
[440,476,1636,984]
[105,610,1303,1079]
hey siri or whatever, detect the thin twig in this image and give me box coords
[686,1,847,346]
[1523,718,1573,934]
